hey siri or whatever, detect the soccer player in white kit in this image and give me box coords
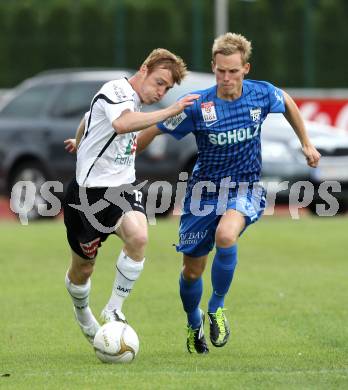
[63,49,199,344]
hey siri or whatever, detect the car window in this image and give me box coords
[0,84,57,118]
[50,81,104,119]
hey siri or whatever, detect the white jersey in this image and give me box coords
[76,78,141,187]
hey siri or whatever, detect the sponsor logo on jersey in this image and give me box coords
[163,112,187,130]
[250,107,261,122]
[205,120,220,128]
[114,135,137,166]
[125,135,137,155]
[201,101,217,122]
[114,154,134,166]
[208,124,260,146]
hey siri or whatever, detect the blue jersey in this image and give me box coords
[157,79,285,200]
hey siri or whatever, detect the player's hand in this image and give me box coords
[169,94,200,115]
[64,138,77,154]
[302,144,321,168]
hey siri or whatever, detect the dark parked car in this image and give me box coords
[0,69,347,220]
[0,69,130,191]
[0,70,212,219]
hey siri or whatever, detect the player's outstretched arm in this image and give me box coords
[283,91,321,168]
[113,94,199,135]
[136,125,162,154]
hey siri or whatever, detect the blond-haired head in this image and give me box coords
[141,48,187,85]
[212,33,252,64]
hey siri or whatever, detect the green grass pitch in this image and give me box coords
[1,216,348,389]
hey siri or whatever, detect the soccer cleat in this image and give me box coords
[186,311,209,354]
[73,307,100,345]
[207,307,230,347]
[100,308,127,324]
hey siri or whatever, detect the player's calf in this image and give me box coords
[65,273,100,344]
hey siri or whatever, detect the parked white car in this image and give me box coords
[261,114,348,213]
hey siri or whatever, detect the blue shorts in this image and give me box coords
[176,183,266,257]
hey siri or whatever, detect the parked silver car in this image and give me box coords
[261,114,348,213]
[149,73,348,214]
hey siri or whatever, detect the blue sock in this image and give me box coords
[208,245,237,313]
[179,273,203,329]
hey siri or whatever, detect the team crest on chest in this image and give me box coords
[249,107,261,122]
[201,102,217,122]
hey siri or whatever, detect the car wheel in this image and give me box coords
[9,161,49,221]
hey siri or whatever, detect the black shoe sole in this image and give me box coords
[210,338,228,347]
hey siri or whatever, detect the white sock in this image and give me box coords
[65,273,93,325]
[106,250,145,311]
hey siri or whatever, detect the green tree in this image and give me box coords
[7,6,42,85]
[0,7,9,86]
[74,4,113,68]
[315,0,348,87]
[41,4,73,70]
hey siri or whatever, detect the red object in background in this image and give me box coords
[0,197,16,220]
[294,98,348,132]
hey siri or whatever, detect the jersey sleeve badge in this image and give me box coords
[201,102,217,122]
[163,112,187,131]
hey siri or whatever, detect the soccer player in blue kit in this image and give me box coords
[137,33,321,354]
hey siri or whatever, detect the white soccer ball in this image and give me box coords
[93,321,139,363]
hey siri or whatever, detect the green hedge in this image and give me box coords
[0,0,347,88]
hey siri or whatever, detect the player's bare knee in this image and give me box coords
[129,232,148,250]
[182,264,203,281]
[183,269,202,281]
[215,231,238,248]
